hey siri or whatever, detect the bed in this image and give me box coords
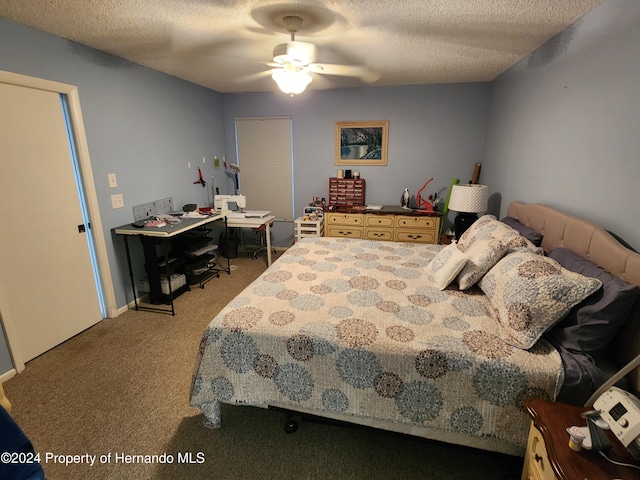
[190,202,640,456]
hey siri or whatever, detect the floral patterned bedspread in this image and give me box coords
[190,237,563,449]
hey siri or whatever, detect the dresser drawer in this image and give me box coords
[395,216,437,230]
[326,213,364,227]
[365,228,394,241]
[365,215,395,228]
[395,230,436,243]
[326,225,364,238]
[523,425,557,480]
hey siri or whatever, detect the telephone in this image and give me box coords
[593,386,640,459]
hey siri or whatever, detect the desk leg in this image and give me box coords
[266,221,272,267]
[224,216,231,274]
[162,238,176,316]
[123,235,138,311]
[141,236,163,304]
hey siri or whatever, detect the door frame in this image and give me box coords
[0,70,117,372]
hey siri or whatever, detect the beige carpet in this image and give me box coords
[4,254,523,480]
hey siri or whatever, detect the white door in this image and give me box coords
[0,82,103,362]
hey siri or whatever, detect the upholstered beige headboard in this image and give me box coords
[506,201,640,394]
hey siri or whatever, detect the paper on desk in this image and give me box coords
[144,219,167,228]
[244,210,271,218]
[156,214,182,224]
[182,211,208,218]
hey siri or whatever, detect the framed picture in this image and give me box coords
[335,121,389,166]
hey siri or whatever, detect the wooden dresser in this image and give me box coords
[325,206,441,244]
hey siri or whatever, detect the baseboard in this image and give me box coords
[115,304,130,316]
[0,369,17,383]
[126,293,150,311]
[111,294,150,317]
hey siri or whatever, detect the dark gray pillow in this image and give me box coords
[500,216,543,247]
[545,248,640,358]
[548,338,628,406]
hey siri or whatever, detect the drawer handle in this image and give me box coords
[338,231,352,236]
[534,454,543,463]
[408,235,423,239]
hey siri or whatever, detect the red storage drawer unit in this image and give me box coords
[328,177,365,207]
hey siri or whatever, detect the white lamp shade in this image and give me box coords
[272,68,312,95]
[448,184,488,213]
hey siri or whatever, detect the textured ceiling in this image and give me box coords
[0,0,603,94]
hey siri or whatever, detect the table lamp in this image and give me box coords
[448,184,488,239]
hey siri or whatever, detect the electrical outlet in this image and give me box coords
[111,194,124,209]
[107,173,118,188]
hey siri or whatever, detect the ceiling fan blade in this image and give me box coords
[311,63,379,83]
[235,68,277,84]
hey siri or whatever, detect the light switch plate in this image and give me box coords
[111,194,124,209]
[108,173,118,188]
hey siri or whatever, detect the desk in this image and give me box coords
[226,214,276,266]
[114,213,226,238]
[114,213,228,315]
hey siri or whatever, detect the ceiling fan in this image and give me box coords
[269,15,377,95]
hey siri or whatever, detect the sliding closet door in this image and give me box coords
[235,117,293,220]
[0,81,103,363]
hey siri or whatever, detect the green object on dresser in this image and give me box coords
[440,177,459,235]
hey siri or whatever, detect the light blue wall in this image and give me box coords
[0,18,227,310]
[483,0,640,249]
[0,18,226,373]
[222,84,491,220]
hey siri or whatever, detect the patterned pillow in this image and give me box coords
[479,251,602,349]
[426,243,468,290]
[457,214,536,252]
[456,238,509,290]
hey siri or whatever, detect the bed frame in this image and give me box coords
[506,201,640,396]
[264,202,640,456]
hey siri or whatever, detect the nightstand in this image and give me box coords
[522,398,638,480]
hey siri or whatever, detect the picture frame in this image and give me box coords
[335,121,389,166]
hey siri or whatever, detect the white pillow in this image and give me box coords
[426,243,468,290]
[456,238,509,290]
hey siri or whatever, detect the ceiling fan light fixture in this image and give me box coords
[273,42,316,66]
[272,66,313,96]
